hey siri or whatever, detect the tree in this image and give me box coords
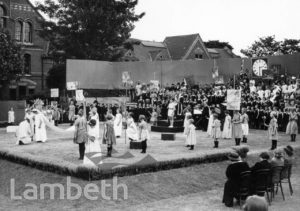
[241,36,300,57]
[36,0,145,61]
[0,30,23,85]
[46,64,66,90]
[204,40,233,50]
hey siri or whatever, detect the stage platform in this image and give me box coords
[0,124,299,180]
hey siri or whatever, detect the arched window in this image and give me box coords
[15,21,23,41]
[24,22,32,43]
[0,6,6,28]
[24,54,31,74]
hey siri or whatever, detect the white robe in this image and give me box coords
[207,113,214,137]
[126,117,138,141]
[114,113,123,137]
[184,112,192,134]
[8,111,15,123]
[16,120,32,144]
[83,126,102,166]
[34,113,47,142]
[90,115,100,139]
[186,124,196,145]
[222,115,232,139]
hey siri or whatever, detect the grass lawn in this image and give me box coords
[0,148,299,210]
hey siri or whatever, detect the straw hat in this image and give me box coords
[228,152,240,161]
[284,145,294,156]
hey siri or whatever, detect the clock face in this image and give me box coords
[252,59,268,76]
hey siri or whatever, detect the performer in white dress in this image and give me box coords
[168,98,177,128]
[8,107,15,124]
[25,109,34,140]
[222,111,232,139]
[16,118,32,145]
[207,108,214,137]
[241,108,249,143]
[32,108,47,142]
[84,119,101,155]
[183,108,192,136]
[90,110,100,139]
[126,112,138,141]
[185,119,196,150]
[114,108,123,138]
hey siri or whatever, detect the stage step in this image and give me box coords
[161,133,175,141]
[157,120,184,127]
[151,125,184,133]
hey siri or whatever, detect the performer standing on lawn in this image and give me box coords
[32,108,47,143]
[8,107,15,125]
[286,108,298,142]
[168,98,177,127]
[74,109,87,160]
[126,112,138,142]
[114,108,122,138]
[212,114,221,148]
[222,111,232,139]
[185,119,196,150]
[264,113,278,150]
[103,114,116,157]
[183,108,192,135]
[241,108,249,143]
[232,110,243,146]
[138,115,149,153]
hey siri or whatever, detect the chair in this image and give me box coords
[237,171,252,208]
[253,169,272,205]
[280,164,293,195]
[271,166,285,200]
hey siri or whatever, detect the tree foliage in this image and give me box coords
[204,40,233,50]
[46,64,66,90]
[36,0,145,61]
[241,36,300,57]
[0,31,23,84]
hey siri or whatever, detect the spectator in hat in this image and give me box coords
[270,149,284,168]
[222,152,250,207]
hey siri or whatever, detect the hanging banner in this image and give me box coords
[226,89,241,110]
[67,81,78,90]
[50,88,59,98]
[75,89,85,101]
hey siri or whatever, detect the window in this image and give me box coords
[195,54,203,59]
[0,6,5,28]
[24,54,31,74]
[15,21,23,41]
[24,22,32,43]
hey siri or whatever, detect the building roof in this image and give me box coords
[141,41,166,48]
[164,34,199,60]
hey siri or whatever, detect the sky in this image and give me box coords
[33,0,300,55]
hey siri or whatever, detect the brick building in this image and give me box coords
[0,0,53,100]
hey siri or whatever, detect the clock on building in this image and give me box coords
[252,59,268,76]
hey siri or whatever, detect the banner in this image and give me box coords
[50,88,59,98]
[122,71,130,83]
[150,80,159,91]
[67,81,78,90]
[226,89,241,110]
[75,90,85,101]
[214,76,224,84]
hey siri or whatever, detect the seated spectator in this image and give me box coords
[243,195,268,211]
[15,118,32,145]
[251,152,271,172]
[270,149,284,168]
[222,152,250,207]
[283,145,294,165]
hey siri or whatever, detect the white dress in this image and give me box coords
[126,117,138,141]
[16,120,32,144]
[168,102,177,117]
[8,111,15,123]
[186,124,196,145]
[184,111,192,134]
[83,126,102,166]
[34,112,47,142]
[207,113,214,137]
[222,115,232,139]
[90,115,100,139]
[114,113,123,137]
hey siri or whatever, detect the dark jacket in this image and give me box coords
[251,160,271,173]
